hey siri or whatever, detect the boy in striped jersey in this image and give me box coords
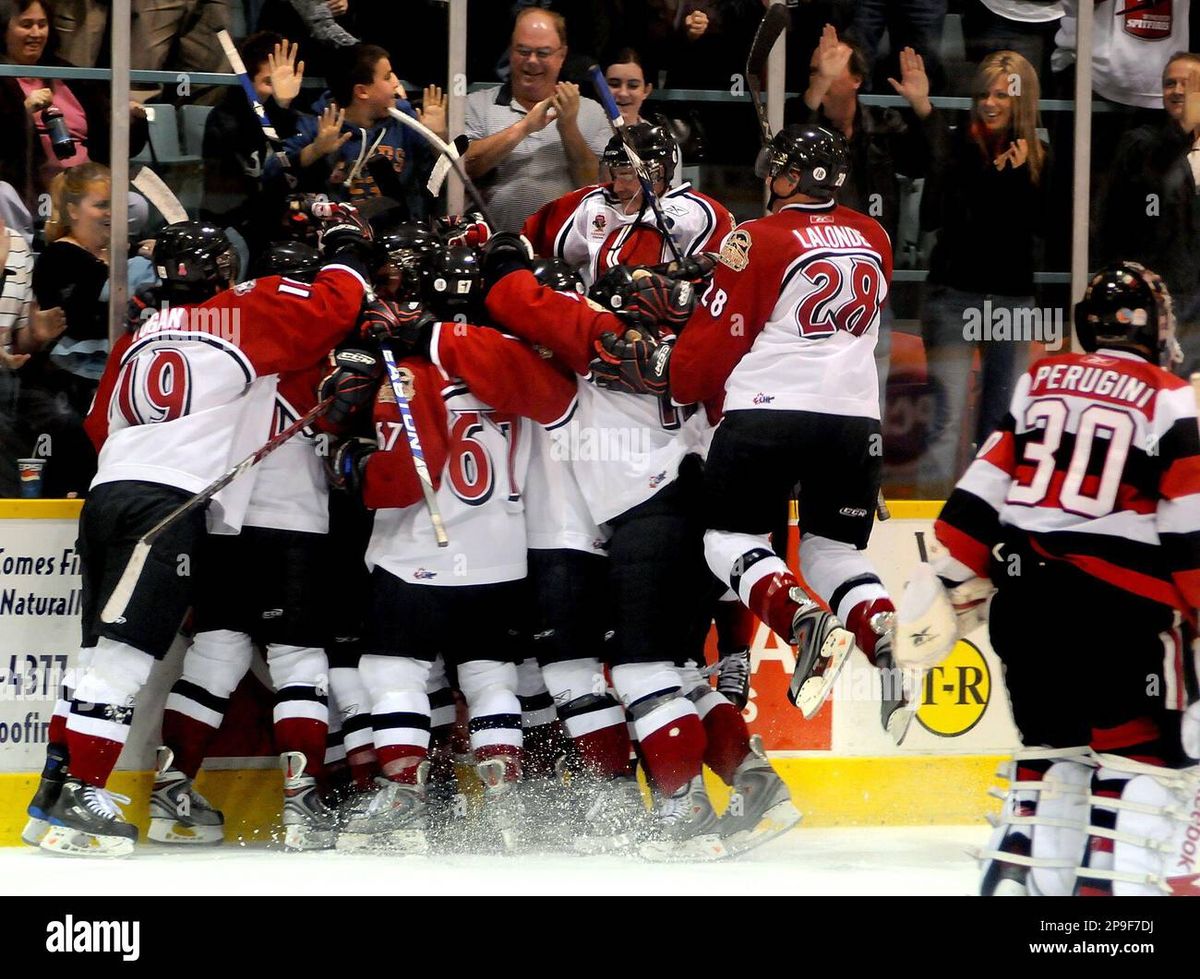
[914,262,1200,895]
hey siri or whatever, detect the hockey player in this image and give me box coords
[150,238,381,851]
[28,213,375,857]
[325,244,578,853]
[520,122,734,289]
[592,125,905,739]
[480,235,800,858]
[906,262,1200,896]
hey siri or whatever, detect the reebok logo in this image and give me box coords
[46,916,140,961]
[908,627,933,646]
[1175,786,1200,872]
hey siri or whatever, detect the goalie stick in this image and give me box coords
[586,64,684,264]
[101,396,335,624]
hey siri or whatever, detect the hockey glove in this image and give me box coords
[318,347,384,428]
[590,328,672,397]
[359,298,436,357]
[647,252,718,288]
[480,231,534,287]
[324,436,376,496]
[316,203,375,265]
[440,212,492,249]
[590,267,695,331]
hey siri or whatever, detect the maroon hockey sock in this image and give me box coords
[274,717,328,777]
[346,746,379,790]
[572,723,634,780]
[475,743,521,782]
[844,597,896,664]
[701,702,751,785]
[1091,717,1165,765]
[638,712,705,796]
[47,713,67,746]
[714,600,758,654]
[747,571,805,642]
[64,729,123,787]
[376,744,428,784]
[161,710,219,779]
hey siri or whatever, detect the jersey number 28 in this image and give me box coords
[794,255,883,339]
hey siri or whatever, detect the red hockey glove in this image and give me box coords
[318,347,383,428]
[358,298,436,356]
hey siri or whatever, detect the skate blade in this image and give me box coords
[283,825,336,851]
[148,818,224,844]
[639,833,728,863]
[793,628,854,719]
[723,800,802,857]
[40,827,134,858]
[336,830,429,854]
[22,816,50,847]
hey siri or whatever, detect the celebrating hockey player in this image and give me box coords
[25,211,376,857]
[911,262,1200,896]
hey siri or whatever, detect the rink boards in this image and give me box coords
[0,499,1016,843]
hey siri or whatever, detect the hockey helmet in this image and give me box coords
[602,122,679,187]
[1074,261,1182,369]
[588,265,695,333]
[755,124,849,202]
[251,240,321,283]
[423,244,484,316]
[375,221,441,299]
[533,257,585,296]
[153,221,240,296]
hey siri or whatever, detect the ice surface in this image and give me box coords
[2,825,989,896]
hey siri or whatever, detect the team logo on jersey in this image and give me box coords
[719,229,752,271]
[389,366,416,400]
[648,470,669,488]
[915,639,991,738]
[753,393,775,405]
[1120,0,1173,40]
[233,279,257,296]
[413,568,437,580]
[592,214,607,234]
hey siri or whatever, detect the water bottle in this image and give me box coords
[41,106,75,160]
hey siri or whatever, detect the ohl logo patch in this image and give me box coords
[915,639,990,737]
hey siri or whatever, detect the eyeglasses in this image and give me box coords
[513,45,563,61]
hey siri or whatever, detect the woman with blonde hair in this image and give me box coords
[900,47,1052,496]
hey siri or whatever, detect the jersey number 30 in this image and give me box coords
[794,255,883,338]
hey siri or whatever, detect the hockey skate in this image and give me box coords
[786,592,854,719]
[148,747,224,844]
[873,621,919,745]
[475,757,526,853]
[715,647,752,710]
[40,778,138,857]
[22,744,68,846]
[572,776,652,854]
[718,735,801,856]
[639,775,728,862]
[281,751,338,851]
[337,765,430,854]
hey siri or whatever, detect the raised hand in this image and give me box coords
[814,24,851,83]
[268,39,305,108]
[684,10,709,40]
[551,82,581,128]
[418,84,448,139]
[313,103,351,156]
[887,46,932,118]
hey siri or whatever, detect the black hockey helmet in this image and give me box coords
[533,257,585,296]
[251,240,321,282]
[423,244,483,316]
[602,123,679,187]
[153,221,239,297]
[755,124,849,202]
[1074,261,1182,369]
[375,220,441,299]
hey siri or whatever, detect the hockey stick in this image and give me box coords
[379,343,449,547]
[217,29,284,147]
[746,2,790,148]
[586,64,684,264]
[100,396,335,624]
[386,107,497,228]
[132,166,189,225]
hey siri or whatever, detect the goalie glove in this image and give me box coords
[893,562,959,671]
[358,298,436,357]
[324,436,376,496]
[590,328,672,397]
[318,347,383,428]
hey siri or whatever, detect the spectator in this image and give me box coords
[270,43,444,217]
[603,48,684,187]
[915,48,1051,496]
[462,7,610,232]
[0,0,148,215]
[51,0,107,67]
[130,0,231,100]
[201,32,303,261]
[962,1,1064,84]
[852,0,948,94]
[22,162,110,496]
[1096,52,1200,375]
[785,24,933,402]
[256,0,359,79]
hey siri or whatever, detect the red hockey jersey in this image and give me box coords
[670,200,893,421]
[934,349,1200,615]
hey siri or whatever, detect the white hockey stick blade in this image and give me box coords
[133,167,189,225]
[386,107,495,225]
[100,540,152,625]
